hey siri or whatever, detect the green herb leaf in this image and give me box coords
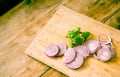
[67,27,80,38]
[69,40,73,48]
[82,32,91,39]
[66,27,90,47]
[72,37,83,45]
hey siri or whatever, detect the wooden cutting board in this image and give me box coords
[25,6,120,77]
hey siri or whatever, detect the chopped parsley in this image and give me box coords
[66,27,91,47]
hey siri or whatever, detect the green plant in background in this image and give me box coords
[66,27,91,47]
[24,0,31,4]
[24,0,45,5]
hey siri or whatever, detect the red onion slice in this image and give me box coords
[84,40,101,54]
[74,45,90,58]
[96,47,112,61]
[101,45,116,58]
[63,48,76,64]
[45,44,59,57]
[56,43,67,56]
[94,44,116,61]
[66,53,84,69]
[97,34,111,45]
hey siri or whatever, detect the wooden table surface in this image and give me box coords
[0,0,120,77]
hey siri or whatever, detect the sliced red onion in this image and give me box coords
[56,43,67,56]
[66,53,84,69]
[101,45,116,58]
[94,44,115,61]
[84,40,101,54]
[45,44,59,57]
[97,34,111,45]
[73,45,90,58]
[96,48,112,61]
[63,48,76,64]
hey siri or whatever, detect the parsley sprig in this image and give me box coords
[66,27,91,47]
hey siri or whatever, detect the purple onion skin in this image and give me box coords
[45,44,59,57]
[63,48,76,64]
[84,40,101,54]
[56,43,67,56]
[73,45,90,58]
[94,44,116,62]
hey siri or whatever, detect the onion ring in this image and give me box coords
[97,33,111,45]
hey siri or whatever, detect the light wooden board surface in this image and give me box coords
[25,6,120,77]
[0,0,67,77]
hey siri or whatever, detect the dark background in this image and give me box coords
[0,0,23,16]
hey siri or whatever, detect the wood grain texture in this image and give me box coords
[0,0,66,77]
[41,68,67,77]
[105,9,120,29]
[25,6,120,77]
[64,0,120,29]
[1,0,120,77]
